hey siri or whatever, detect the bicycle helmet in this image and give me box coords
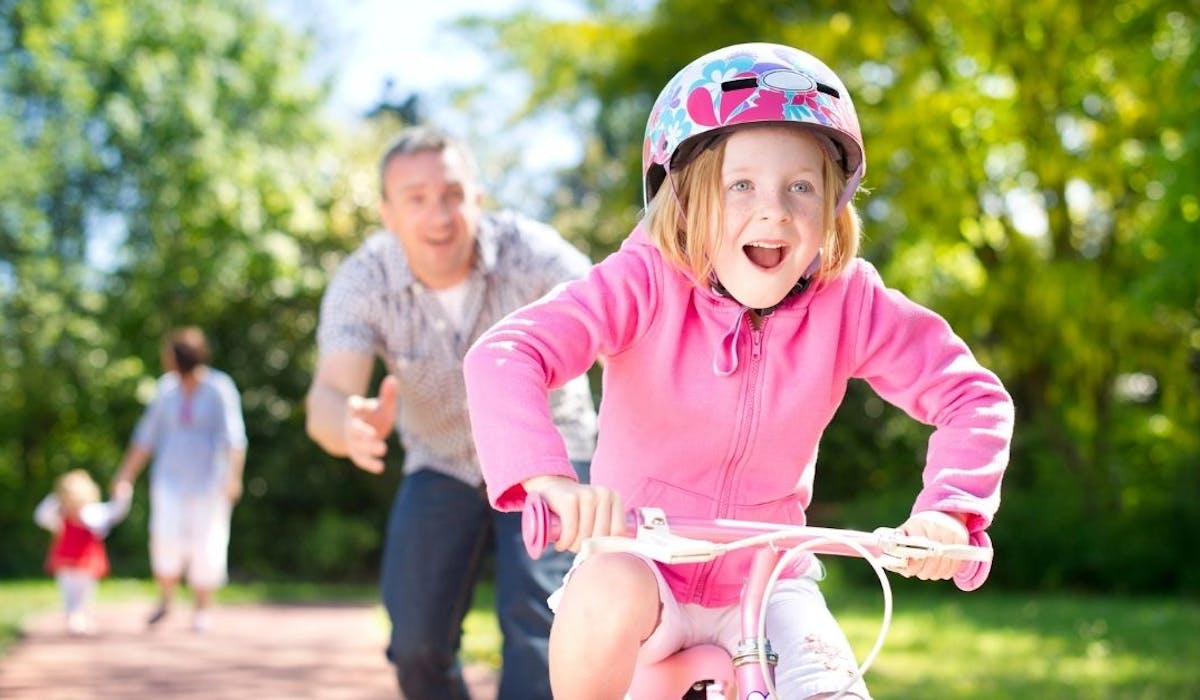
[642,42,865,214]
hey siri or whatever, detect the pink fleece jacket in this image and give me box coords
[464,227,1013,607]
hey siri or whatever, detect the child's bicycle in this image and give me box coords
[522,493,993,700]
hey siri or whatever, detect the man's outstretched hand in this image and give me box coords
[344,375,398,474]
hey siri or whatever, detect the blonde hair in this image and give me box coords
[643,127,861,287]
[54,469,101,516]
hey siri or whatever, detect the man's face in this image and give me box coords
[378,147,482,289]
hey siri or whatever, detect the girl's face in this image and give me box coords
[711,124,826,310]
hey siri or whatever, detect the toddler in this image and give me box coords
[34,469,132,635]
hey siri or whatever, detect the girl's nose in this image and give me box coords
[758,189,792,222]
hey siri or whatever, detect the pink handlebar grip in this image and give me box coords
[952,530,994,591]
[953,560,988,591]
[522,493,560,559]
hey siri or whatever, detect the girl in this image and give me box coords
[464,42,1013,699]
[34,470,132,635]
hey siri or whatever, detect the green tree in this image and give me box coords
[460,0,1200,592]
[0,0,397,580]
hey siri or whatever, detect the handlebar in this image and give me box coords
[521,493,993,591]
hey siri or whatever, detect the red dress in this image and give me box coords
[45,518,111,578]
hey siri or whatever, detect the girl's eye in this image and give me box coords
[729,180,752,192]
[789,181,812,193]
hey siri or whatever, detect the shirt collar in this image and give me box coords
[474,213,501,272]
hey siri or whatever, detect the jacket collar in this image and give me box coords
[624,226,820,376]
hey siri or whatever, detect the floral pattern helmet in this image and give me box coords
[642,42,865,214]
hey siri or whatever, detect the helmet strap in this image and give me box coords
[709,251,820,316]
[665,162,688,228]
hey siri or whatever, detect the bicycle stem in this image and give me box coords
[731,546,783,696]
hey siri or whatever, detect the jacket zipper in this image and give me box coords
[691,312,767,604]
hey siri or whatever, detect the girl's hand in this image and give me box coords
[523,476,625,553]
[896,510,969,581]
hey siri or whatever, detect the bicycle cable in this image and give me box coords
[720,530,893,700]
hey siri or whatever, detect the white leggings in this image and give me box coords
[56,569,98,615]
[553,554,872,699]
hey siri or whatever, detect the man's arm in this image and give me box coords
[306,349,374,456]
[305,349,397,473]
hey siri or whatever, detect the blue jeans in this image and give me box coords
[381,466,583,700]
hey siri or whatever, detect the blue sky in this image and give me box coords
[319,0,520,119]
[289,0,590,211]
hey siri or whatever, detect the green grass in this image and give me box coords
[824,573,1200,699]
[4,576,1198,698]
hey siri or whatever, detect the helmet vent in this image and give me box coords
[723,70,842,99]
[721,78,759,91]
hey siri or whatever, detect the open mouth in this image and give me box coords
[743,242,788,270]
[422,235,457,248]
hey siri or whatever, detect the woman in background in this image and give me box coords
[113,326,247,633]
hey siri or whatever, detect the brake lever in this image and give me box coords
[581,506,721,564]
[581,532,721,564]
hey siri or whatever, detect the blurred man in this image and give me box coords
[306,126,596,699]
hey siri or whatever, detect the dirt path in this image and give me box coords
[0,602,498,699]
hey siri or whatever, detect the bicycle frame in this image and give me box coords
[522,494,991,699]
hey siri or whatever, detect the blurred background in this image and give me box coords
[2,0,1197,599]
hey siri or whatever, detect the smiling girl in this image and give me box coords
[464,42,1014,699]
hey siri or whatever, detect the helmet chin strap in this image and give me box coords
[710,252,822,316]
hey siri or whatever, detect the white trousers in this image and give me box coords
[149,486,232,589]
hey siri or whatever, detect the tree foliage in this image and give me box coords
[0,0,398,580]
[2,0,1197,593]
[460,0,1200,592]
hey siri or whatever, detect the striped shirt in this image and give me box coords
[316,211,598,486]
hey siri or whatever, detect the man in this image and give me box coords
[306,126,596,699]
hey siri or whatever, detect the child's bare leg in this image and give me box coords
[549,553,660,699]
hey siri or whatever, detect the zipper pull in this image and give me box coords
[713,310,746,376]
